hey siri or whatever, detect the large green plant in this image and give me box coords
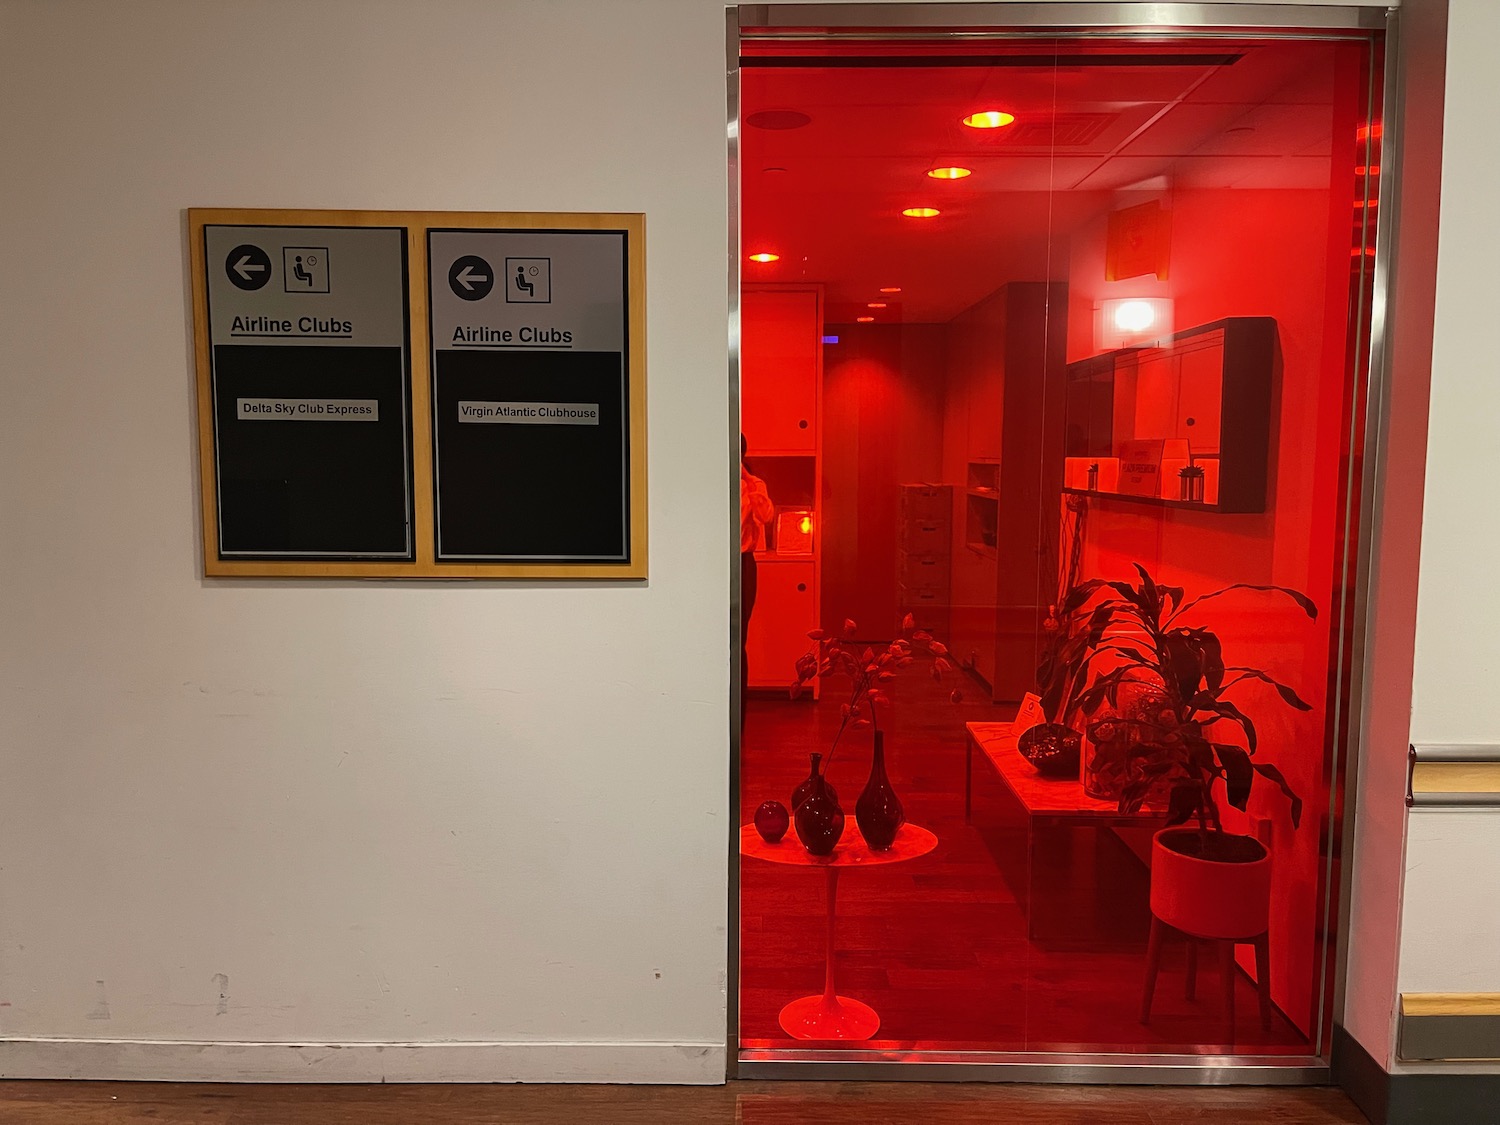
[1049,563,1314,833]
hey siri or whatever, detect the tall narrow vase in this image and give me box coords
[855,731,905,850]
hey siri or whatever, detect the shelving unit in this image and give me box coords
[742,284,824,693]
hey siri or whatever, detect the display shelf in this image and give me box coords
[965,492,998,550]
[966,461,1000,492]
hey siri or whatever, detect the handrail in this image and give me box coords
[1407,744,1500,808]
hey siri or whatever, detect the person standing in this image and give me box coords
[740,435,774,725]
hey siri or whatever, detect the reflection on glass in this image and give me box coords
[1063,318,1274,512]
[738,29,1382,1063]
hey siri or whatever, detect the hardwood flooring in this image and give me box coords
[740,669,1317,1055]
[0,1079,1369,1124]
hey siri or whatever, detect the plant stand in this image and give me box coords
[1140,914,1273,1044]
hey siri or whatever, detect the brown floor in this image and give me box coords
[0,1079,1369,1124]
[740,667,1317,1054]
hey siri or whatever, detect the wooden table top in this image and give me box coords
[967,721,1163,822]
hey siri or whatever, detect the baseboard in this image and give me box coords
[0,1038,726,1084]
[1333,1024,1390,1124]
[1333,1023,1500,1124]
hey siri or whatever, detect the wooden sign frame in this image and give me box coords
[190,208,647,579]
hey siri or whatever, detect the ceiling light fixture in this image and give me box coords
[879,287,901,294]
[963,110,1015,129]
[927,166,972,179]
[857,316,876,323]
[748,253,780,263]
[902,207,940,218]
[867,302,887,309]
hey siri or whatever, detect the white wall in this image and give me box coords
[0,0,1405,1085]
[0,0,734,1083]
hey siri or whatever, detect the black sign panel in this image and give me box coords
[212,345,410,555]
[428,229,629,563]
[203,225,413,560]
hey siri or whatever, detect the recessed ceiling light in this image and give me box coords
[902,207,941,218]
[963,110,1015,129]
[856,316,875,323]
[879,286,901,294]
[867,302,887,309]
[748,252,780,263]
[927,166,972,179]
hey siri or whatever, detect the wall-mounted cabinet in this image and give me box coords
[1062,317,1276,514]
[742,289,819,454]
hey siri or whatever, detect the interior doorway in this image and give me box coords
[731,3,1387,1077]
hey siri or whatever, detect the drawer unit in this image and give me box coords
[898,549,952,597]
[899,483,954,523]
[901,518,952,559]
[897,582,950,638]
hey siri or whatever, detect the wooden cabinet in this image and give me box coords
[741,289,819,453]
[741,285,823,690]
[746,560,816,689]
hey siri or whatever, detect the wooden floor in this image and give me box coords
[0,1079,1369,1123]
[740,669,1317,1054]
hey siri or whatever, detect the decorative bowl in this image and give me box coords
[1016,722,1082,777]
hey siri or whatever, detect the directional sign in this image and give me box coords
[202,223,413,562]
[191,208,646,579]
[225,243,272,291]
[428,228,631,564]
[448,254,494,301]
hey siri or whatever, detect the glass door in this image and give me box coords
[734,9,1384,1070]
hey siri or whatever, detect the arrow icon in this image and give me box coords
[448,254,495,301]
[233,255,267,281]
[454,264,487,291]
[225,244,272,290]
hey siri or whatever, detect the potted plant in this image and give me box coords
[787,615,957,852]
[1057,564,1314,941]
[1020,494,1091,776]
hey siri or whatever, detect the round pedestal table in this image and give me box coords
[740,820,938,1040]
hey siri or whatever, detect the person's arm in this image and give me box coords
[742,466,775,524]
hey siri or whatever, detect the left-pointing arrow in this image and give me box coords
[447,255,495,301]
[233,255,267,281]
[455,265,488,290]
[225,244,272,290]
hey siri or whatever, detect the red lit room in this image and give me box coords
[736,32,1381,1062]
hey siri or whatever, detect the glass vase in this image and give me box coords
[792,751,838,810]
[855,730,905,850]
[793,767,845,857]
